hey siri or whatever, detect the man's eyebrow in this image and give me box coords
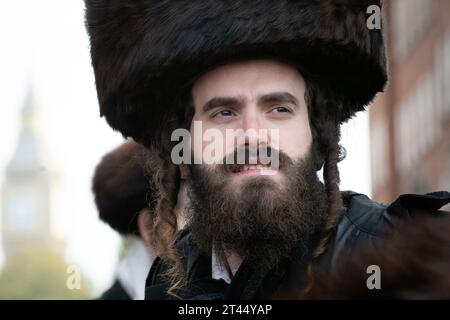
[257,92,299,107]
[202,96,244,113]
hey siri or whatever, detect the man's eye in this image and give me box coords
[270,106,290,113]
[213,110,234,117]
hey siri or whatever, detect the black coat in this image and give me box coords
[100,280,132,300]
[145,191,450,300]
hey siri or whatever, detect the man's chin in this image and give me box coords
[226,172,283,198]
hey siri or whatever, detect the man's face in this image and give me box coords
[190,59,312,188]
[185,59,326,267]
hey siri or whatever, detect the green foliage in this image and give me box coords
[0,246,92,300]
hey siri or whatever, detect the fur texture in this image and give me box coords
[85,0,387,144]
[92,141,151,235]
[284,212,450,299]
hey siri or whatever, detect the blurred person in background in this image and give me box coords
[92,141,187,299]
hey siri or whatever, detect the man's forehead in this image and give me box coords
[191,59,305,107]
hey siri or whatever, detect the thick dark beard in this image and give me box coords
[187,147,328,276]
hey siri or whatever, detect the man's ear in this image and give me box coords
[137,208,159,263]
[137,208,152,246]
[179,164,190,179]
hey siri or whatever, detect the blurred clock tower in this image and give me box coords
[1,89,55,258]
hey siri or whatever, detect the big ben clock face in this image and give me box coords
[5,193,39,233]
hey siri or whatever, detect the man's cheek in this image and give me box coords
[278,143,307,162]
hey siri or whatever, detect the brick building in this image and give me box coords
[370,0,450,202]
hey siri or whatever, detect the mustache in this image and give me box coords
[221,145,293,173]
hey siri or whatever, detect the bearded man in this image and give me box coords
[84,0,450,299]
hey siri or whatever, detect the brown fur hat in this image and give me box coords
[92,141,152,235]
[84,0,387,144]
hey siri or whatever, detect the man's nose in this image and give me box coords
[240,111,268,146]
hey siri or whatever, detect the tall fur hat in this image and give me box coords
[85,0,387,144]
[92,141,152,235]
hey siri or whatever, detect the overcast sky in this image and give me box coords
[0,0,372,295]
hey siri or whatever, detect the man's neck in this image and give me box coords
[225,250,244,277]
[211,246,244,284]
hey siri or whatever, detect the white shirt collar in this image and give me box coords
[116,239,152,300]
[211,248,232,284]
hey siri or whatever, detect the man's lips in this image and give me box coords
[228,163,278,176]
[232,169,278,176]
